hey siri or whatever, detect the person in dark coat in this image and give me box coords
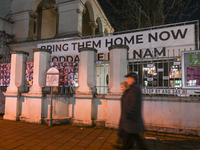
[113,81,134,149]
[118,81,129,140]
[121,72,148,150]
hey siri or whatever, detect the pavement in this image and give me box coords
[0,115,200,150]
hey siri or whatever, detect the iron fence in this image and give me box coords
[96,60,109,94]
[94,21,199,96]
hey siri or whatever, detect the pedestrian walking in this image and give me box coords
[113,81,134,149]
[121,72,148,150]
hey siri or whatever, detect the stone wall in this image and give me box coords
[17,94,200,136]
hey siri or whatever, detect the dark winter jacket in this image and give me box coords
[120,82,145,133]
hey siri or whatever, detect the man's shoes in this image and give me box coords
[112,144,122,149]
[112,139,123,149]
[112,139,135,149]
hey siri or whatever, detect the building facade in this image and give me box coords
[0,0,200,136]
[0,0,114,58]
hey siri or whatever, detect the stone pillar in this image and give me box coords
[56,1,84,37]
[73,47,97,126]
[11,11,30,41]
[20,48,51,124]
[108,45,129,94]
[29,48,52,94]
[3,50,29,121]
[76,47,98,94]
[89,21,98,36]
[105,45,129,128]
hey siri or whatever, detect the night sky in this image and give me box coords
[188,0,200,21]
[97,0,200,31]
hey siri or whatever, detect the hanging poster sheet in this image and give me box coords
[182,50,200,90]
[26,62,34,87]
[187,52,200,87]
[52,61,79,87]
[187,66,200,86]
[46,67,60,87]
[0,63,11,86]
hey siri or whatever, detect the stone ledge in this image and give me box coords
[10,50,29,56]
[19,116,44,124]
[4,92,18,97]
[78,47,98,53]
[73,93,93,98]
[108,45,129,51]
[33,48,52,54]
[105,93,121,99]
[55,31,81,39]
[43,117,71,125]
[145,124,200,136]
[94,119,106,127]
[105,121,119,129]
[21,93,43,98]
[3,115,20,121]
[71,118,92,126]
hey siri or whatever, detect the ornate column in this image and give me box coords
[3,50,29,121]
[108,45,129,94]
[6,50,29,93]
[105,45,129,128]
[75,47,98,94]
[89,21,98,36]
[29,48,51,94]
[73,47,97,126]
[21,48,51,124]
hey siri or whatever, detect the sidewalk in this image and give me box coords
[0,115,200,150]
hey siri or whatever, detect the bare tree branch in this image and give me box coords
[98,0,199,31]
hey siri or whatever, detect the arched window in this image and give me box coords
[36,0,57,40]
[82,4,91,36]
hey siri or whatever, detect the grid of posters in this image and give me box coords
[0,63,11,86]
[52,61,79,87]
[0,61,79,88]
[26,62,34,87]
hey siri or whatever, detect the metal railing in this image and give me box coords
[128,47,198,96]
[95,60,109,94]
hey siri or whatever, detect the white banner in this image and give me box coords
[38,24,195,61]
